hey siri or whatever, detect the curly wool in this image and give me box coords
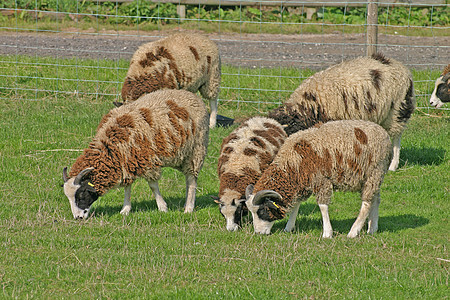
[69,89,209,196]
[253,120,393,217]
[121,33,221,105]
[268,53,416,139]
[218,117,287,202]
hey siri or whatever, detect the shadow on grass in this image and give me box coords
[91,194,218,217]
[400,146,446,167]
[273,209,429,235]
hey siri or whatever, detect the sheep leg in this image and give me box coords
[316,184,333,238]
[184,174,197,213]
[208,99,218,129]
[199,64,220,129]
[148,180,168,212]
[319,204,333,238]
[284,201,301,233]
[120,185,132,216]
[367,191,381,234]
[348,201,372,238]
[389,135,401,171]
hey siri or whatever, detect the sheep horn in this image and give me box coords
[63,167,69,183]
[74,167,94,185]
[245,184,254,200]
[252,190,282,206]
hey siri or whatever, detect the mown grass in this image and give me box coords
[0,55,448,298]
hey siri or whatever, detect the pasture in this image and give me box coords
[0,55,448,298]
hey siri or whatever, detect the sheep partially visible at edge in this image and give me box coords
[245,120,392,238]
[429,64,450,108]
[268,53,415,171]
[213,117,287,231]
[63,89,209,219]
[119,33,221,128]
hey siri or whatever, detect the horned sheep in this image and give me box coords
[268,53,415,171]
[429,64,450,108]
[214,117,287,231]
[119,33,221,128]
[245,120,392,238]
[62,89,209,219]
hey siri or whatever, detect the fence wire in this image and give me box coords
[0,1,449,111]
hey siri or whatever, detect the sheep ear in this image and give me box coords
[74,168,94,185]
[253,190,282,206]
[63,167,69,183]
[245,184,254,200]
[210,195,220,204]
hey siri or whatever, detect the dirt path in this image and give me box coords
[0,30,448,69]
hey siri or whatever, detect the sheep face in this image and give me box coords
[63,167,99,219]
[430,73,450,108]
[214,196,247,232]
[245,185,284,234]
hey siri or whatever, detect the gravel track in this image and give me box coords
[1,30,448,70]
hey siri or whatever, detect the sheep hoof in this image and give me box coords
[120,207,131,216]
[158,206,168,213]
[347,232,358,238]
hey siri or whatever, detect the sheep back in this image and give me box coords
[253,120,392,210]
[121,33,221,103]
[69,89,209,195]
[269,53,416,138]
[218,117,287,202]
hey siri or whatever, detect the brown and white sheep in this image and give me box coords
[214,117,287,231]
[62,89,209,219]
[429,64,450,108]
[245,120,392,238]
[119,33,221,128]
[268,53,415,171]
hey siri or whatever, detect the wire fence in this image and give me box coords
[0,0,449,111]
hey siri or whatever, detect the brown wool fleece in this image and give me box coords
[441,64,450,76]
[268,53,416,140]
[253,120,392,215]
[69,89,209,196]
[218,117,287,203]
[121,33,220,104]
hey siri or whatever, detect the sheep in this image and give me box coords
[429,64,450,108]
[213,117,287,231]
[268,53,415,171]
[245,120,392,238]
[62,89,209,219]
[119,33,221,129]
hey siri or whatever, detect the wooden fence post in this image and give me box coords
[366,0,379,56]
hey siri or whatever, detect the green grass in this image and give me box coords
[0,55,448,298]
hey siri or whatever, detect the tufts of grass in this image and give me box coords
[0,55,448,298]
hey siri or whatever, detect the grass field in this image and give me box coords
[0,56,448,298]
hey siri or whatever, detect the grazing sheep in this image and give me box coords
[268,53,415,171]
[429,64,450,108]
[245,120,392,238]
[62,89,209,219]
[214,117,287,231]
[119,33,221,128]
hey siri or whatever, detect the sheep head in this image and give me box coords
[430,72,450,108]
[63,167,99,219]
[212,195,247,232]
[245,185,283,234]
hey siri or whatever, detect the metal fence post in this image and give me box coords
[366,0,379,56]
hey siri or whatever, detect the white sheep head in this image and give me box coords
[430,73,450,108]
[212,195,247,232]
[62,167,98,219]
